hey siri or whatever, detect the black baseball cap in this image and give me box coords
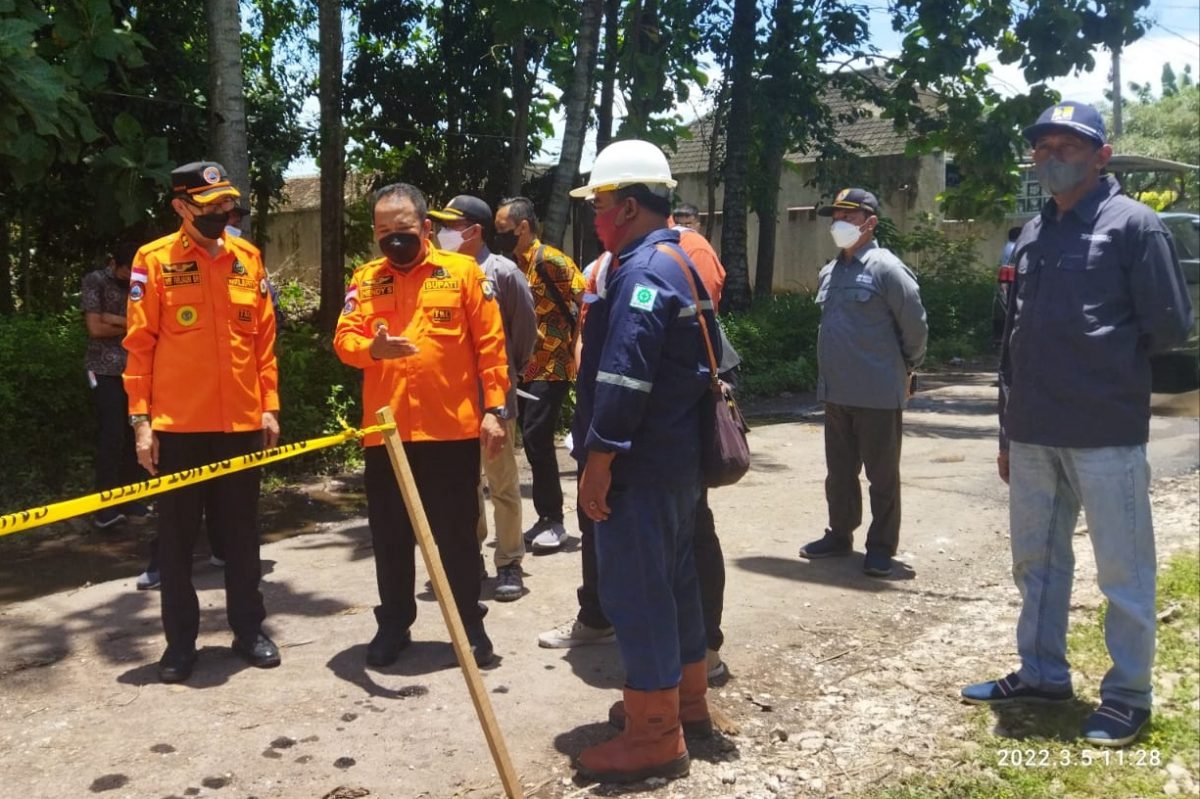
[429,195,493,228]
[1023,101,1107,147]
[171,161,241,204]
[817,187,880,216]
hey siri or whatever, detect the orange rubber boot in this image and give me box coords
[577,687,689,784]
[608,660,713,738]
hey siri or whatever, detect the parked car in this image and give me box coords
[1152,212,1200,391]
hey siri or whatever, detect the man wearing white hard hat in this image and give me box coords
[567,139,720,784]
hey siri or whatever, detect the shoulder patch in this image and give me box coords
[129,283,144,302]
[630,283,658,312]
[480,277,496,301]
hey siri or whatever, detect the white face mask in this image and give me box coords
[436,227,465,252]
[830,220,865,249]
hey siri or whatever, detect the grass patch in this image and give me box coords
[871,550,1200,798]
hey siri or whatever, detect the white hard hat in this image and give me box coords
[570,139,677,199]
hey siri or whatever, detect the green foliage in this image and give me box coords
[0,315,365,514]
[889,215,995,358]
[884,0,1149,221]
[0,312,93,511]
[1110,83,1200,209]
[269,323,364,477]
[721,293,821,397]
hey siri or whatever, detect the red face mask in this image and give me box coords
[593,203,624,251]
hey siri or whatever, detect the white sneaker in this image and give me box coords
[136,570,161,590]
[522,518,550,545]
[531,520,567,552]
[537,618,615,649]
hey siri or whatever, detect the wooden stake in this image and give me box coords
[376,406,524,799]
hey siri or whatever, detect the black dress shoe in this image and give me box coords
[366,627,412,667]
[232,633,281,668]
[158,647,197,683]
[466,622,494,667]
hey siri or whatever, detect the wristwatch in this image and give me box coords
[129,414,150,427]
[484,406,510,420]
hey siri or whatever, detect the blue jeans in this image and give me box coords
[1009,441,1156,709]
[596,482,706,691]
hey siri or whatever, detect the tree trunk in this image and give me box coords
[0,216,12,315]
[316,0,345,333]
[752,153,784,299]
[719,0,757,312]
[595,0,621,153]
[753,0,793,299]
[622,0,661,137]
[542,0,603,248]
[507,35,532,197]
[205,0,252,219]
[704,77,730,241]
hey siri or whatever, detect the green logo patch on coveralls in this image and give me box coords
[630,283,657,311]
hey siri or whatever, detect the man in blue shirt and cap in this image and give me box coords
[961,101,1193,748]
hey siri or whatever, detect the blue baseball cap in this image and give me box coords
[1023,102,1107,147]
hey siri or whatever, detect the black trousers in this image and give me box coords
[576,472,726,653]
[156,431,264,650]
[92,374,146,510]
[364,441,483,632]
[823,402,903,556]
[517,379,569,523]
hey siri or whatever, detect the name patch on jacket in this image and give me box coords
[360,274,395,300]
[227,276,257,290]
[431,308,454,323]
[423,278,461,291]
[238,308,253,323]
[162,261,201,287]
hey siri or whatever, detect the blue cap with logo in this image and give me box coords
[1023,102,1107,147]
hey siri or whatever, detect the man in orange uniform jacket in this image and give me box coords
[124,161,281,684]
[334,183,510,669]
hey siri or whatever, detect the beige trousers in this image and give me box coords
[477,419,524,568]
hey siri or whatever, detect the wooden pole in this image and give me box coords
[375,407,524,799]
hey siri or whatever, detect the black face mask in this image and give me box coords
[493,229,519,255]
[379,232,423,267]
[191,210,230,241]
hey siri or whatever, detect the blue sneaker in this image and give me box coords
[799,531,853,559]
[961,672,1074,705]
[863,549,893,577]
[1082,700,1150,747]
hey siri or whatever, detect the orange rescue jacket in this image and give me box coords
[123,230,279,433]
[334,247,509,446]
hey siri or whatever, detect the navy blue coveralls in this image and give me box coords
[572,228,720,691]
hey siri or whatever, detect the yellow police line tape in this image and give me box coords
[0,422,396,538]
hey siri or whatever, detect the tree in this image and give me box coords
[541,0,603,248]
[884,0,1148,221]
[206,0,252,201]
[1111,83,1200,206]
[316,0,344,332]
[718,0,757,312]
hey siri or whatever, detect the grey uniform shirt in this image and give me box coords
[815,241,928,409]
[478,247,538,418]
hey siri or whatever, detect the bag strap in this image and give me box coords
[655,243,720,389]
[532,244,577,332]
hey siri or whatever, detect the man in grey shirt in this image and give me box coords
[799,188,928,578]
[430,195,538,601]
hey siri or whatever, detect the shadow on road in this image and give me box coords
[735,554,916,593]
[326,640,461,698]
[117,644,257,689]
